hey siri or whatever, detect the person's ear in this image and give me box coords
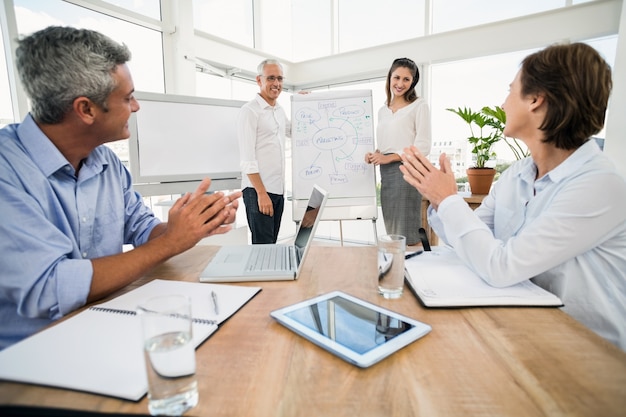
[73,97,97,125]
[529,94,545,111]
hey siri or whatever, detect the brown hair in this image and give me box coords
[520,42,612,150]
[385,58,419,106]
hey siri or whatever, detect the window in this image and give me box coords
[431,0,565,34]
[430,34,618,175]
[256,0,293,58]
[431,48,540,173]
[99,0,161,20]
[258,0,332,62]
[338,0,425,53]
[14,0,165,94]
[201,0,333,62]
[0,25,13,126]
[193,0,253,48]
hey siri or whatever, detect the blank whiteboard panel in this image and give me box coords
[291,90,376,201]
[129,92,245,186]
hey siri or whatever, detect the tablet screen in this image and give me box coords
[284,295,415,354]
[272,291,431,367]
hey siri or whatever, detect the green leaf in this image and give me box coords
[446,104,516,167]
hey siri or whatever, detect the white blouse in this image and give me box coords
[376,98,432,156]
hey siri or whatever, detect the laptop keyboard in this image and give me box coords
[245,245,293,272]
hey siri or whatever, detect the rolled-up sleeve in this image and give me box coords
[238,106,260,175]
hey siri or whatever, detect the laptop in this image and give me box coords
[200,185,329,282]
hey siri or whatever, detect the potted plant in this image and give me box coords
[481,106,530,161]
[446,105,507,194]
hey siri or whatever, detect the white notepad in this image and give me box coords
[404,247,563,307]
[0,280,261,400]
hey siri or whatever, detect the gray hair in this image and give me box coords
[15,26,131,124]
[257,59,283,76]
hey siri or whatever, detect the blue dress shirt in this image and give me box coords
[0,115,161,349]
[428,140,626,350]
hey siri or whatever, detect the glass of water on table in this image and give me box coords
[377,234,406,299]
[138,294,198,416]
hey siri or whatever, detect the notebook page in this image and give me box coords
[97,279,261,325]
[0,280,261,400]
[405,247,562,307]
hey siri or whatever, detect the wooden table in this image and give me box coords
[1,245,625,416]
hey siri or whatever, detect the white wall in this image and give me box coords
[604,0,626,176]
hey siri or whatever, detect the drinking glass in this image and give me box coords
[377,234,406,299]
[138,295,198,416]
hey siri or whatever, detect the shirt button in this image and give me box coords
[82,252,88,258]
[82,217,87,223]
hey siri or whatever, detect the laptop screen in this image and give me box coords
[294,186,327,262]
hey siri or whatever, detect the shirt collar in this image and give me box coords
[540,139,600,184]
[17,114,71,177]
[254,93,281,110]
[16,113,109,178]
[519,139,601,190]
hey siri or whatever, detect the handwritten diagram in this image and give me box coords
[291,90,376,200]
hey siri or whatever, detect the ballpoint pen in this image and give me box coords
[211,290,219,315]
[405,250,423,260]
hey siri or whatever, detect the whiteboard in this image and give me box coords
[291,90,377,220]
[128,92,245,194]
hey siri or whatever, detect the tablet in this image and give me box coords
[270,291,431,368]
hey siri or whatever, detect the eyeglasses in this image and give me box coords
[262,75,284,83]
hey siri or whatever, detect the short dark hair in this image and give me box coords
[385,58,420,106]
[520,42,612,150]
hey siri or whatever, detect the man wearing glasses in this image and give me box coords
[237,59,290,244]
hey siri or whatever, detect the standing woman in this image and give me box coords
[366,58,432,246]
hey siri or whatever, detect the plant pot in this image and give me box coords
[467,168,496,195]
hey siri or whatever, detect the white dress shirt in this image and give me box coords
[376,98,431,156]
[237,94,290,194]
[428,140,626,350]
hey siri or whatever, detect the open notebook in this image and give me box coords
[200,185,329,282]
[0,279,261,401]
[404,246,563,307]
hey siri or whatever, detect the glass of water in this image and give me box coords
[138,295,198,416]
[377,234,406,299]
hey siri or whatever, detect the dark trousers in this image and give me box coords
[242,187,284,244]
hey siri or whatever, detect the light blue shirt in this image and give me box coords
[429,140,626,350]
[0,115,161,349]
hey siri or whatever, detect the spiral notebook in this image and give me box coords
[0,279,261,400]
[404,247,563,307]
